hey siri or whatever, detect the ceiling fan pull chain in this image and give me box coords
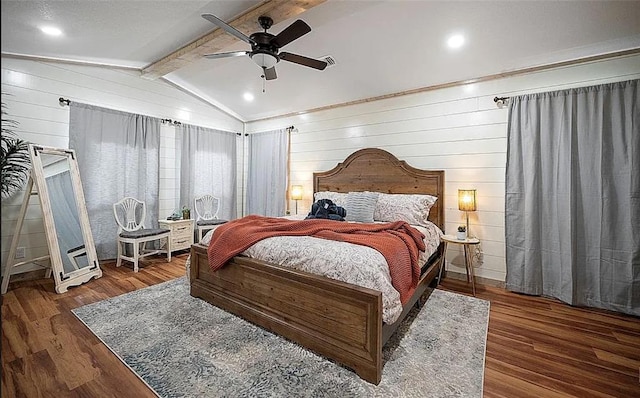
[262,74,266,93]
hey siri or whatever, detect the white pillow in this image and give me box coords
[345,191,379,223]
[373,193,437,226]
[313,191,348,208]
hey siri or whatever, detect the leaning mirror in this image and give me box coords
[29,144,102,292]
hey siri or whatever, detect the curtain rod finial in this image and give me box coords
[494,96,509,108]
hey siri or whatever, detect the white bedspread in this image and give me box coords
[193,219,442,324]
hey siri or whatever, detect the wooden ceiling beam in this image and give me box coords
[141,0,326,79]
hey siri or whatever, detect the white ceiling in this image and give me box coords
[2,1,639,122]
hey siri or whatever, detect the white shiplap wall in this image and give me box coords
[0,57,243,275]
[2,54,638,281]
[245,54,640,283]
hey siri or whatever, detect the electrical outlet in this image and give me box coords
[15,247,26,259]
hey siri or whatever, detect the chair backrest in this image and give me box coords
[113,197,146,232]
[194,194,220,221]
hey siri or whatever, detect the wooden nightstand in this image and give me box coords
[438,234,481,296]
[158,219,194,253]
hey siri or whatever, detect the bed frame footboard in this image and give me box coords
[189,243,384,384]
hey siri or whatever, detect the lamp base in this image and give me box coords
[466,211,470,238]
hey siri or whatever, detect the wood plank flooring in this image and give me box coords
[2,255,639,397]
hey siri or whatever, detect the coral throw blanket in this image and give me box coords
[207,215,426,304]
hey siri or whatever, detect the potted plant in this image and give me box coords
[457,225,467,240]
[181,205,191,220]
[1,99,30,199]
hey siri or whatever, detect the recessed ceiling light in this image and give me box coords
[243,93,254,102]
[447,34,465,49]
[40,26,63,36]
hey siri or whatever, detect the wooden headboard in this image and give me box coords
[313,148,445,231]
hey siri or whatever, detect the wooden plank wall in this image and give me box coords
[245,54,640,283]
[0,57,243,275]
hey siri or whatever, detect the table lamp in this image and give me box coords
[291,185,303,215]
[458,189,477,236]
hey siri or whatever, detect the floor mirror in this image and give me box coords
[2,145,102,293]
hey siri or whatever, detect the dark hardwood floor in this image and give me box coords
[2,255,639,397]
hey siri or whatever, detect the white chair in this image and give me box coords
[66,244,87,271]
[194,194,225,242]
[113,197,171,272]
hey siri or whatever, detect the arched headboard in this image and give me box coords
[313,148,445,231]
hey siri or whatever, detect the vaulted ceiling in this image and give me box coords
[2,0,639,122]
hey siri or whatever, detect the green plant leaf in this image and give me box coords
[1,97,31,198]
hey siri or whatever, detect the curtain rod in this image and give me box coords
[59,97,288,134]
[160,118,182,126]
[59,98,182,126]
[244,125,295,136]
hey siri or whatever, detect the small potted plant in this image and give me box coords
[181,205,191,220]
[457,225,467,240]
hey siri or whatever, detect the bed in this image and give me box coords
[189,148,445,385]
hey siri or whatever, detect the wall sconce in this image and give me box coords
[290,185,303,215]
[458,189,477,236]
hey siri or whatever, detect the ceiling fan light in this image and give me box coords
[250,52,278,69]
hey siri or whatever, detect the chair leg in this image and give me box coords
[166,238,171,263]
[116,240,123,267]
[133,242,140,272]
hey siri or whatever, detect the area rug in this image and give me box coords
[73,277,489,397]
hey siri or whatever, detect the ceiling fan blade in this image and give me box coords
[271,20,311,48]
[280,52,327,70]
[263,67,277,80]
[202,13,256,45]
[203,51,249,60]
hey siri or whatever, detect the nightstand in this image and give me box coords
[438,234,481,296]
[158,219,194,253]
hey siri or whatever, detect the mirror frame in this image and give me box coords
[29,144,102,293]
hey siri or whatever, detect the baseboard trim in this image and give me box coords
[444,271,505,289]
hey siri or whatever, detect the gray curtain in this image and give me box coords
[246,128,288,217]
[69,103,161,260]
[505,79,639,316]
[179,123,237,221]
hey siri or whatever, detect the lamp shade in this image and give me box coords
[250,52,278,69]
[458,189,477,211]
[291,185,303,200]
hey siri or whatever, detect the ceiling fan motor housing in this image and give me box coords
[249,31,280,67]
[250,32,279,55]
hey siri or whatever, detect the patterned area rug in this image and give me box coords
[73,277,489,397]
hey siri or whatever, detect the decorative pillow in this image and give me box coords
[373,193,437,226]
[345,191,379,223]
[314,191,348,208]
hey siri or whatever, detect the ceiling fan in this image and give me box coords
[201,13,327,80]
